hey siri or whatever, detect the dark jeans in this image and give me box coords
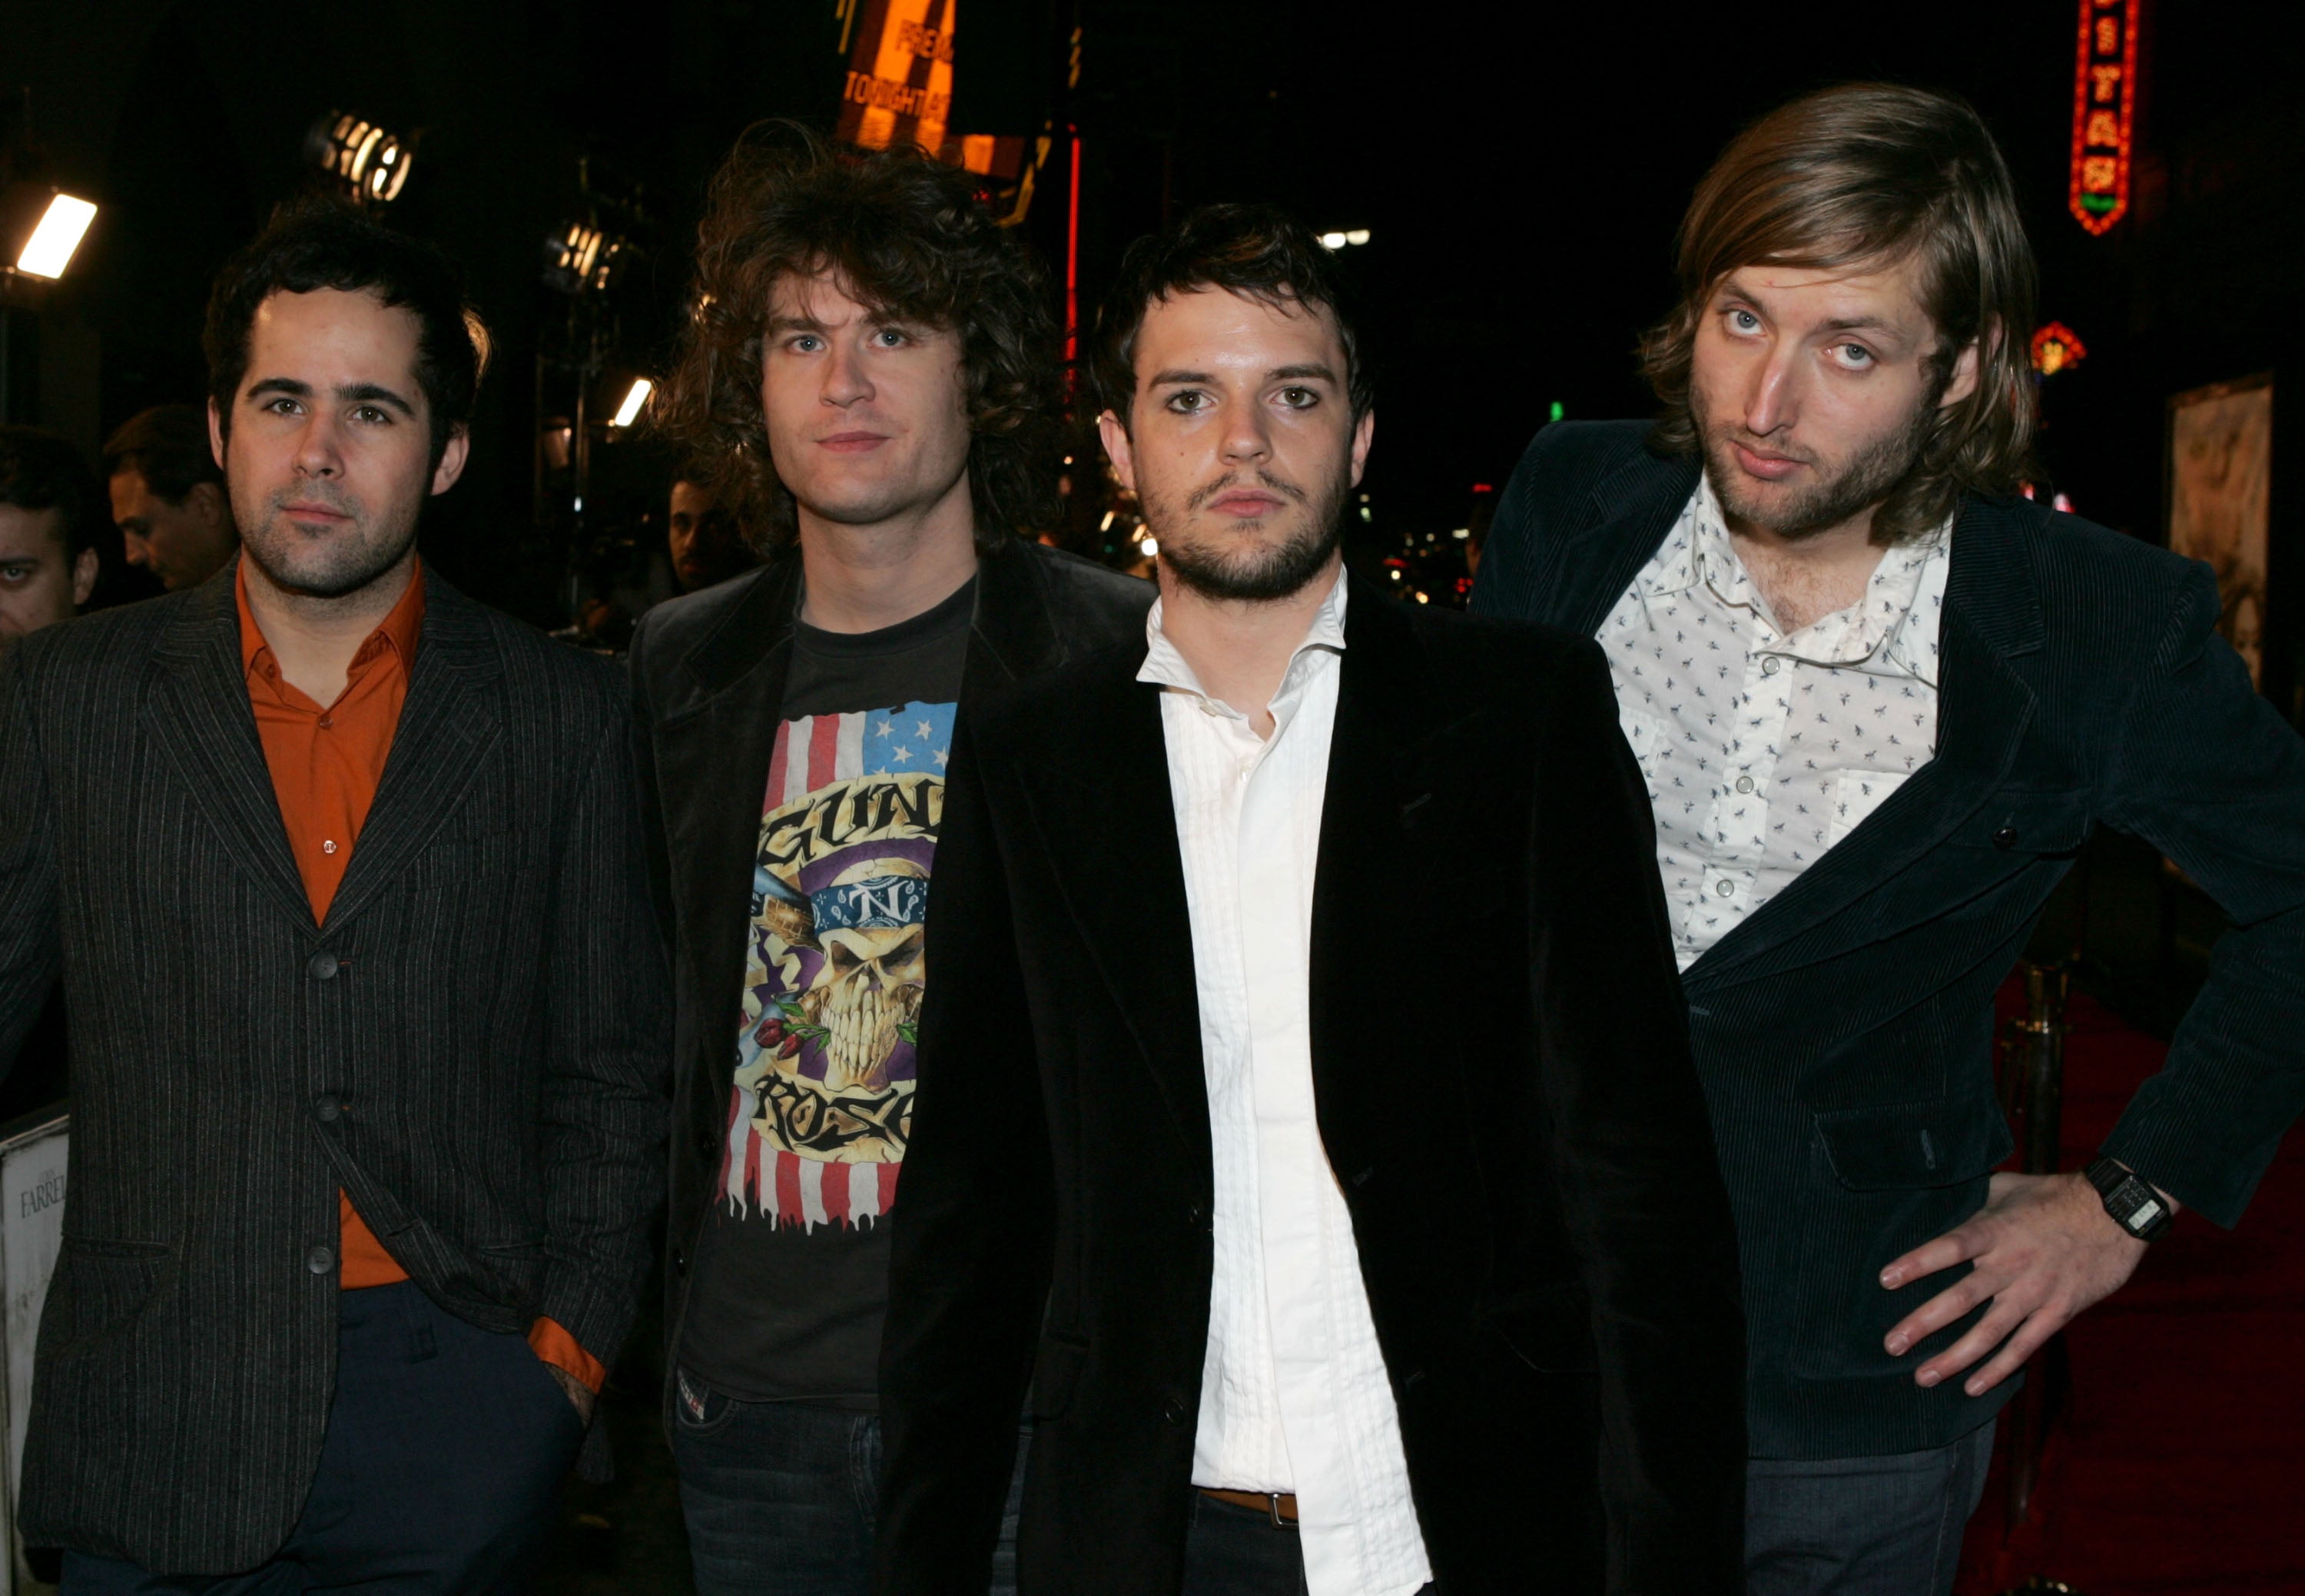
[1179,1493,1436,1596]
[61,1281,583,1594]
[670,1367,1027,1596]
[1745,1418,1998,1596]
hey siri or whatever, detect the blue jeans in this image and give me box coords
[60,1282,583,1594]
[1745,1418,1997,1596]
[671,1367,1026,1596]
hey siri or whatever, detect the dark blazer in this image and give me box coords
[0,566,671,1573]
[1472,420,2305,1458]
[625,534,1151,1429]
[874,575,1746,1596]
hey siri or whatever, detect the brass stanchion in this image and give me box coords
[1994,963,2072,1586]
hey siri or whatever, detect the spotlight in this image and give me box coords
[544,220,629,296]
[12,191,96,280]
[1317,228,1371,251]
[610,378,652,429]
[305,111,416,204]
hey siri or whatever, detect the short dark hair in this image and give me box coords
[1640,83,2038,546]
[0,426,102,558]
[203,197,489,470]
[101,404,224,504]
[654,121,1061,553]
[1091,204,1374,428]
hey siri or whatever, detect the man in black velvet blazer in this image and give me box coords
[874,207,1743,1596]
[1474,86,2305,1594]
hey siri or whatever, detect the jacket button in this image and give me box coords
[313,1094,342,1123]
[1162,1397,1190,1426]
[1992,826,2018,851]
[307,951,340,980]
[305,1245,336,1276]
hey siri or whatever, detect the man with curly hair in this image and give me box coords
[630,124,1148,1595]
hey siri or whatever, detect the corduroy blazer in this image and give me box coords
[872,576,1746,1596]
[0,564,671,1572]
[1471,420,2305,1458]
[626,535,1152,1435]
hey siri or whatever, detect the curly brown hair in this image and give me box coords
[652,122,1060,553]
[1640,83,2039,546]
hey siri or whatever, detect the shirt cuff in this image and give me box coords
[529,1316,609,1393]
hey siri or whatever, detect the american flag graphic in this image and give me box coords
[721,701,955,1231]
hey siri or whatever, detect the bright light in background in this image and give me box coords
[1139,536,1158,557]
[1099,509,1116,532]
[610,378,652,428]
[15,194,96,279]
[1318,232,1346,250]
[1451,527,1469,539]
[1345,228,1369,245]
[1318,229,1371,251]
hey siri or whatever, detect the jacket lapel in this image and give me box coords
[1013,647,1211,1157]
[1683,496,2045,993]
[1552,447,1699,635]
[963,536,1063,692]
[323,572,506,932]
[141,571,317,932]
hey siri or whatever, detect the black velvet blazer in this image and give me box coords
[1471,420,2305,1458]
[873,575,1746,1596]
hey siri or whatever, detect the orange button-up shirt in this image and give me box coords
[237,560,605,1394]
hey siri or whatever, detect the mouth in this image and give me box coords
[1729,440,1805,483]
[1205,492,1287,518]
[281,500,352,526]
[818,431,890,454]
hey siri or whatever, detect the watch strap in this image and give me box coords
[2085,1156,2174,1242]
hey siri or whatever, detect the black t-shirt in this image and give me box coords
[677,576,976,1407]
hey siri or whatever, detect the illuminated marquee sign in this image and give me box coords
[2069,0,2140,234]
[834,0,1027,187]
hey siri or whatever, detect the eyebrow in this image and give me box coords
[245,377,419,417]
[1149,363,1339,387]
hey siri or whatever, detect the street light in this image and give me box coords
[305,111,416,204]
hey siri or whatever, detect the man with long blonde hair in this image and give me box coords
[1475,82,2305,1594]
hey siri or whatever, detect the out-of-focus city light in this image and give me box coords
[306,112,416,204]
[1099,509,1116,532]
[1345,228,1369,245]
[14,193,96,279]
[1548,400,1565,423]
[610,378,652,428]
[1139,536,1159,557]
[2031,322,2088,376]
[1452,527,1470,539]
[1317,228,1370,251]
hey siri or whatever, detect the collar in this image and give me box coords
[238,556,426,687]
[1647,474,1949,682]
[1136,566,1348,722]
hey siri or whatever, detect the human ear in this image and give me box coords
[1940,335,1984,410]
[1096,409,1138,496]
[429,427,471,496]
[71,547,98,609]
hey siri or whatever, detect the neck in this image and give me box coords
[1156,552,1341,739]
[240,548,418,708]
[1723,506,1888,635]
[794,476,979,633]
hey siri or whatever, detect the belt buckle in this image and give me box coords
[1264,1492,1293,1530]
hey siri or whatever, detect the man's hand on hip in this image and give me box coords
[1878,1169,2169,1396]
[546,1361,598,1423]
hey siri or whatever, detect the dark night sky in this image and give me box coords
[12,1,2305,621]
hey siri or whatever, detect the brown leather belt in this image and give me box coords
[1199,1488,1298,1527]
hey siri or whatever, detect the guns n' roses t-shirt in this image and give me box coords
[677,576,973,1408]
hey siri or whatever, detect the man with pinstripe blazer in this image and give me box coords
[0,202,669,1590]
[1474,85,2305,1594]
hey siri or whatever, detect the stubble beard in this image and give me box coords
[1693,375,1941,544]
[237,480,420,601]
[1150,463,1349,603]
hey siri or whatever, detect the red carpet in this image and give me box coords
[1955,987,2305,1594]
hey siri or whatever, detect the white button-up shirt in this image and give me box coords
[1138,572,1431,1596]
[1599,475,1951,969]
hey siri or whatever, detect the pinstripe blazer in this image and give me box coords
[1472,420,2305,1459]
[0,563,671,1572]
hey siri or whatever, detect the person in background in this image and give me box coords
[668,473,758,592]
[105,402,238,590]
[1471,82,2305,1596]
[0,427,101,651]
[0,198,669,1592]
[633,124,1147,1596]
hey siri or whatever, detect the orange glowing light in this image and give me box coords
[2069,0,2140,234]
[2031,323,2088,377]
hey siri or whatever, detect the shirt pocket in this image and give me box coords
[1829,768,1915,848]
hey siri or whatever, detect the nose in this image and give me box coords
[1743,343,1803,440]
[292,412,343,479]
[1219,394,1272,466]
[821,339,873,409]
[123,533,153,568]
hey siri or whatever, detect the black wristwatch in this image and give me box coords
[2084,1156,2174,1243]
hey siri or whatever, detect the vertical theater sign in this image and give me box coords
[834,0,1030,187]
[2070,0,2140,234]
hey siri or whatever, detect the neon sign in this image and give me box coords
[2031,323,2088,377]
[2069,0,2139,234]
